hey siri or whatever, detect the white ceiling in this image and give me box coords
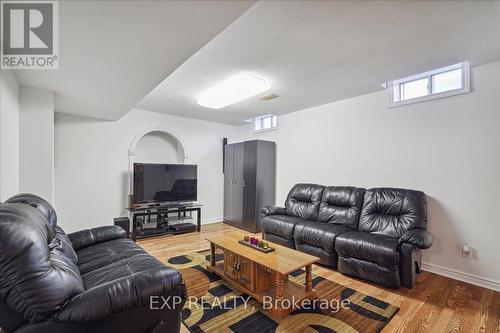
[13,0,255,120]
[138,0,500,125]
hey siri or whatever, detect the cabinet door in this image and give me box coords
[242,141,257,230]
[223,145,234,222]
[254,140,276,233]
[232,143,245,225]
[223,250,238,281]
[238,256,255,292]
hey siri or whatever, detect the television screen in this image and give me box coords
[133,163,197,204]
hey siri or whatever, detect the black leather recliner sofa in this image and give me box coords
[0,194,186,333]
[261,184,432,288]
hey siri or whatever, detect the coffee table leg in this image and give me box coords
[305,264,312,292]
[275,272,285,299]
[210,243,216,267]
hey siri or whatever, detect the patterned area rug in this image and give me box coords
[165,249,399,333]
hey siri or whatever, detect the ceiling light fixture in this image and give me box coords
[261,93,279,100]
[197,73,271,109]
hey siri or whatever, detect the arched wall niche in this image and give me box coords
[128,126,189,194]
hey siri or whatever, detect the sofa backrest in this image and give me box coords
[6,193,58,237]
[285,183,324,220]
[0,194,83,324]
[318,186,366,229]
[5,193,79,265]
[359,188,427,238]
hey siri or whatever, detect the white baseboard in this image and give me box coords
[421,262,500,292]
[202,217,223,225]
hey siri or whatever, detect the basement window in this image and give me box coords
[388,62,470,107]
[254,115,277,133]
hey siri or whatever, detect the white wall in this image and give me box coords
[134,131,183,164]
[19,86,55,203]
[236,60,500,289]
[0,71,20,201]
[25,59,500,290]
[54,108,240,232]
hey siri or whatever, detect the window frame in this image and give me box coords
[253,114,278,133]
[389,62,470,107]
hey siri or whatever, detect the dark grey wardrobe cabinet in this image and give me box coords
[223,140,275,232]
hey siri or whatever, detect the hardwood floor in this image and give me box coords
[138,223,500,333]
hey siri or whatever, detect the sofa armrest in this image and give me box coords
[55,268,186,323]
[399,229,433,249]
[68,225,126,251]
[261,206,287,216]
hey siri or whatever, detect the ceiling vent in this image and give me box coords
[260,93,279,100]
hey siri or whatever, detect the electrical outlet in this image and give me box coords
[462,243,471,258]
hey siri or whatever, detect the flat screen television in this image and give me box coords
[133,163,197,205]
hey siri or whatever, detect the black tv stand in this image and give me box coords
[127,203,202,241]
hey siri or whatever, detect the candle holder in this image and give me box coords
[238,237,275,253]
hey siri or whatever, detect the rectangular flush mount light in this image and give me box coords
[197,73,271,109]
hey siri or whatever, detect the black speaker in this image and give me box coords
[114,217,130,238]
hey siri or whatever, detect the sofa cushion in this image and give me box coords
[359,188,427,238]
[57,255,185,323]
[69,225,127,251]
[318,186,366,228]
[335,231,400,266]
[81,253,167,289]
[262,233,295,249]
[294,221,352,254]
[285,183,324,220]
[76,238,147,274]
[338,257,401,288]
[261,215,310,240]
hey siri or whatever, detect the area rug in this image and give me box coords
[165,249,399,333]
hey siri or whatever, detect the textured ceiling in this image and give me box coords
[13,0,255,120]
[138,0,500,125]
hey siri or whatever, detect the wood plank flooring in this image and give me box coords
[138,223,500,333]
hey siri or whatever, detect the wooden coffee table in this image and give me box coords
[205,232,320,319]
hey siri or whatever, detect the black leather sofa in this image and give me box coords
[261,184,432,288]
[0,194,186,333]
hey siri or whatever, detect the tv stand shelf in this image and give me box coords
[127,203,202,241]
